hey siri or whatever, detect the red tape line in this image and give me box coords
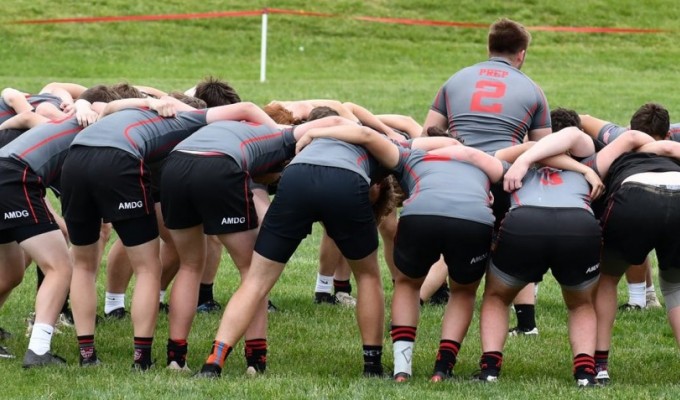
[11,8,668,34]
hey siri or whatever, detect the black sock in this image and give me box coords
[362,345,383,376]
[333,279,352,295]
[134,336,154,368]
[514,304,536,330]
[167,339,188,367]
[433,339,460,375]
[479,351,503,373]
[78,334,96,361]
[595,350,609,370]
[198,283,214,306]
[245,338,268,372]
[573,353,596,379]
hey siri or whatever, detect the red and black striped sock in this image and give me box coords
[333,279,352,295]
[433,339,460,375]
[206,340,233,368]
[390,325,417,343]
[245,338,268,372]
[479,351,503,373]
[77,334,96,362]
[167,338,188,367]
[594,349,609,370]
[573,353,596,378]
[133,336,153,368]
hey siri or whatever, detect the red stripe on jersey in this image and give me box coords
[356,153,369,166]
[18,127,81,159]
[239,131,283,171]
[137,160,150,214]
[511,103,538,144]
[401,163,420,206]
[123,116,166,151]
[243,172,251,227]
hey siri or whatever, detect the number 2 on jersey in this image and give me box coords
[470,80,506,113]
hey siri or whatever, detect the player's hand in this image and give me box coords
[295,134,314,154]
[503,161,529,192]
[76,107,98,127]
[148,98,177,117]
[584,168,605,199]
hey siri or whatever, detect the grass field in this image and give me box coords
[1,1,680,398]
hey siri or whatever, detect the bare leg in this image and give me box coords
[70,243,102,336]
[124,238,162,338]
[378,210,398,279]
[594,273,622,352]
[419,257,448,302]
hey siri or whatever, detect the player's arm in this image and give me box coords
[134,85,168,99]
[527,127,552,142]
[429,145,504,183]
[1,88,34,114]
[579,114,610,139]
[205,102,278,128]
[297,125,401,168]
[376,114,423,138]
[39,82,87,99]
[291,116,357,141]
[539,154,604,199]
[410,136,461,151]
[421,110,448,137]
[99,97,181,119]
[636,140,680,161]
[504,127,595,191]
[342,102,404,140]
[0,112,49,130]
[594,130,654,177]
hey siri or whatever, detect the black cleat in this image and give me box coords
[195,363,222,378]
[104,308,127,319]
[22,349,67,368]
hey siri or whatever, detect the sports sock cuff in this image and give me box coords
[390,325,417,342]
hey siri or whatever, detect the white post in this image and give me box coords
[260,9,268,83]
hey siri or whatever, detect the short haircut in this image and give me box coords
[488,18,531,55]
[308,106,339,121]
[109,82,145,99]
[263,103,298,124]
[630,103,670,140]
[550,107,581,132]
[78,85,121,103]
[168,91,207,109]
[194,76,241,107]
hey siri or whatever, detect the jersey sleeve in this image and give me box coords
[528,85,551,130]
[177,110,208,131]
[597,123,627,145]
[430,85,448,116]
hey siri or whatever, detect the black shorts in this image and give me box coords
[161,152,258,235]
[61,146,156,246]
[148,159,165,203]
[255,164,377,263]
[0,129,24,148]
[601,183,680,274]
[490,182,511,231]
[0,158,59,243]
[394,215,492,284]
[492,206,601,287]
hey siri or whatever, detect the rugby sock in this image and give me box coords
[646,283,656,294]
[573,353,596,378]
[390,325,416,376]
[362,345,383,376]
[104,292,125,314]
[133,337,153,368]
[167,338,188,367]
[206,340,233,368]
[433,339,460,376]
[28,323,53,355]
[479,351,503,373]
[628,282,646,307]
[244,338,268,372]
[78,334,96,362]
[315,274,334,294]
[197,283,215,306]
[514,304,536,330]
[334,279,352,295]
[595,350,609,371]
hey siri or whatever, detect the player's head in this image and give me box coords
[264,102,298,124]
[109,82,145,99]
[194,76,241,107]
[629,103,669,140]
[307,106,339,121]
[550,108,582,132]
[488,18,531,69]
[168,91,207,109]
[78,85,121,103]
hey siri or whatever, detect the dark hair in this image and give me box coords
[630,103,670,140]
[371,175,399,222]
[109,82,145,99]
[488,18,531,55]
[427,126,465,144]
[263,103,298,124]
[194,76,241,107]
[168,91,207,109]
[550,107,581,132]
[78,85,121,103]
[308,106,339,121]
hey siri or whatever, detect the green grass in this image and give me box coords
[1,0,680,398]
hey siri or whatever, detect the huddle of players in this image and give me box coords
[1,16,680,388]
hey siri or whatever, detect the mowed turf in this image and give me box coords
[1,1,680,398]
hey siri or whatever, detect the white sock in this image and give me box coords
[628,282,646,307]
[104,292,125,314]
[159,290,166,304]
[646,284,656,294]
[315,274,333,293]
[28,323,53,355]
[393,341,414,376]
